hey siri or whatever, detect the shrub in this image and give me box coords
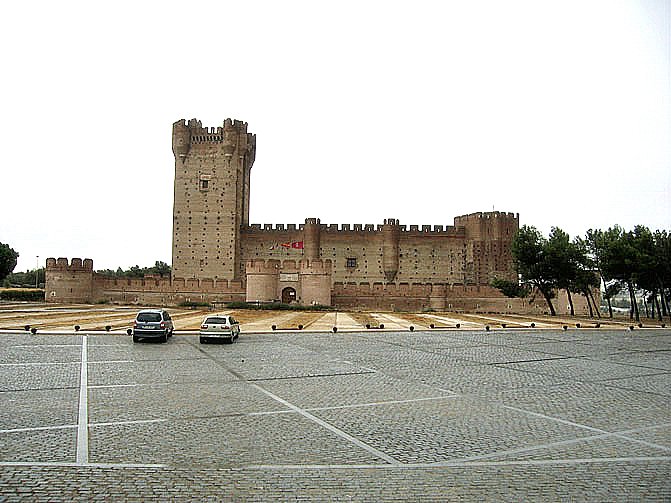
[0,289,45,302]
[226,301,333,311]
[178,301,210,308]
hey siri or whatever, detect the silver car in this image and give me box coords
[199,315,240,344]
[132,309,174,343]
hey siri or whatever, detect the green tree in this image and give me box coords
[0,242,19,282]
[572,237,601,318]
[652,230,670,319]
[151,261,171,276]
[95,261,171,278]
[546,227,581,315]
[490,278,530,298]
[511,225,558,316]
[600,226,642,321]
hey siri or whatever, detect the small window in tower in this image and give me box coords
[346,257,357,268]
[199,174,211,191]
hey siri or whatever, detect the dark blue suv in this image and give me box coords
[132,309,174,343]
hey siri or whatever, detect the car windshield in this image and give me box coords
[205,317,228,324]
[137,312,162,322]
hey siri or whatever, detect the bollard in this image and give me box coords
[24,325,31,332]
[127,329,132,336]
[298,324,304,330]
[105,325,111,332]
[430,323,435,329]
[563,325,568,331]
[332,326,338,333]
[31,327,37,334]
[271,325,277,331]
[456,323,460,329]
[409,326,414,332]
[74,325,80,332]
[575,323,581,329]
[530,322,535,328]
[485,325,490,331]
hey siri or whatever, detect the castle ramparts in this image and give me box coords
[44,118,571,312]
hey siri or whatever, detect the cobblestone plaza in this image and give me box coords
[1,324,670,501]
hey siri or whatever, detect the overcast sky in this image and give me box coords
[1,0,669,273]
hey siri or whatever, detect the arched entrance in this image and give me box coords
[281,287,297,304]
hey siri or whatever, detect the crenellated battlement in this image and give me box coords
[245,224,301,232]
[455,211,519,222]
[46,257,93,272]
[246,221,465,236]
[299,259,332,274]
[246,259,282,274]
[172,118,255,154]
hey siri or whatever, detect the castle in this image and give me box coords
[45,118,533,312]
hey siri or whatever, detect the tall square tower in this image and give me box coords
[171,119,256,281]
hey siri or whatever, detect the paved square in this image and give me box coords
[1,327,670,501]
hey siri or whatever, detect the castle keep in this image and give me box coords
[46,118,527,312]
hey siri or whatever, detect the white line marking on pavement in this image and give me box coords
[87,384,141,389]
[13,345,81,348]
[502,405,671,453]
[0,362,79,367]
[89,418,168,428]
[244,456,671,470]
[0,424,77,434]
[305,395,457,412]
[441,422,671,464]
[76,336,89,464]
[0,461,167,468]
[250,383,402,465]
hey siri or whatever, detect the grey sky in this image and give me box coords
[1,0,669,273]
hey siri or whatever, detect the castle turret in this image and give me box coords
[245,259,280,303]
[303,218,321,260]
[45,258,94,303]
[172,119,191,160]
[299,259,332,306]
[381,218,400,282]
[454,211,519,284]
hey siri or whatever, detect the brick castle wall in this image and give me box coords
[46,118,583,313]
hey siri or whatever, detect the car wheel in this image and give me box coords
[161,332,168,343]
[132,335,139,343]
[168,329,173,337]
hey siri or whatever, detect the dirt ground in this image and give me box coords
[0,302,660,333]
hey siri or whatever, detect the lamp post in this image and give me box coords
[35,256,39,289]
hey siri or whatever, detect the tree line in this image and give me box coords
[95,261,171,278]
[500,225,670,322]
[0,243,171,287]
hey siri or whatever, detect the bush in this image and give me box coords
[0,289,45,302]
[178,301,211,308]
[226,301,333,311]
[491,278,530,298]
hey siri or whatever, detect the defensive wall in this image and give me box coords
[240,212,519,289]
[43,118,564,313]
[45,257,595,315]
